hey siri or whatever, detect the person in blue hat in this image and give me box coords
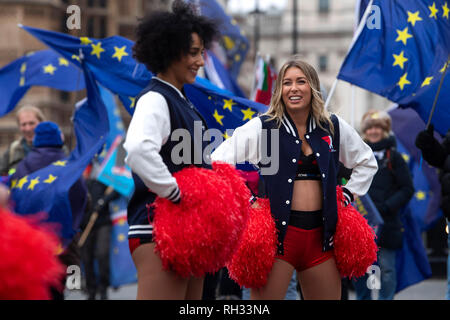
[12,121,88,300]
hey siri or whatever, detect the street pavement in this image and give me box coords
[65,277,448,300]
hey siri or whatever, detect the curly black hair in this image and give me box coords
[133,0,218,74]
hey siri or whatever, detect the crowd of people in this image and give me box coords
[0,0,448,301]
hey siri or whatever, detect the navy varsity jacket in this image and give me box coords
[124,77,211,238]
[211,111,377,254]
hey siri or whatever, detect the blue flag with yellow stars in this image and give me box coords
[10,66,109,245]
[0,49,85,117]
[187,0,250,79]
[109,196,137,287]
[389,106,443,230]
[338,0,450,136]
[388,107,436,292]
[20,24,150,115]
[20,25,266,136]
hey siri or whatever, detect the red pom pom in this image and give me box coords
[153,163,251,278]
[334,186,378,279]
[226,198,278,289]
[0,207,65,300]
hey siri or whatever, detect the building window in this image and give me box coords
[319,0,330,13]
[319,55,328,72]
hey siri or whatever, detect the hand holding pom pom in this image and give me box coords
[152,162,251,278]
[226,198,278,289]
[333,186,378,279]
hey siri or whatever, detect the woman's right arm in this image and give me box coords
[211,117,262,165]
[124,92,181,203]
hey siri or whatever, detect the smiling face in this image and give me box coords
[364,125,385,144]
[17,111,40,145]
[281,66,312,114]
[165,32,205,90]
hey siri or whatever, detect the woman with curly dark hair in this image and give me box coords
[123,0,218,299]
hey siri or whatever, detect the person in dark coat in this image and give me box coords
[11,121,88,300]
[80,159,120,300]
[415,125,450,300]
[353,110,414,300]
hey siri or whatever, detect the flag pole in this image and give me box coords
[325,0,373,111]
[324,79,338,110]
[426,55,449,128]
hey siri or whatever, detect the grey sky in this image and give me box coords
[227,0,286,13]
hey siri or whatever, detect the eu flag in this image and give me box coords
[109,196,137,287]
[10,66,109,245]
[389,106,443,230]
[338,0,450,136]
[20,24,150,113]
[21,25,267,154]
[0,49,85,117]
[187,0,250,79]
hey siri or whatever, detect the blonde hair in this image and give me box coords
[264,59,334,135]
[360,109,392,141]
[16,105,46,123]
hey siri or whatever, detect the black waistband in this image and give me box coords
[288,210,323,230]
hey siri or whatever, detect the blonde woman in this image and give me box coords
[212,59,377,300]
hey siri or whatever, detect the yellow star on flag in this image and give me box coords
[80,37,92,45]
[10,179,17,189]
[222,99,236,112]
[440,61,449,73]
[27,177,40,191]
[53,160,67,167]
[415,190,426,200]
[395,27,413,46]
[429,2,439,19]
[407,11,423,26]
[401,153,410,163]
[421,76,433,87]
[118,234,126,242]
[397,73,411,90]
[17,176,28,190]
[58,57,69,67]
[223,131,231,140]
[72,54,81,62]
[19,77,25,87]
[213,109,225,126]
[242,108,256,121]
[234,54,241,62]
[91,42,105,59]
[44,174,57,184]
[392,51,408,69]
[129,97,136,108]
[223,36,235,50]
[112,46,129,62]
[20,63,27,74]
[43,64,57,75]
[443,2,450,19]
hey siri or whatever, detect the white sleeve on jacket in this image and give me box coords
[211,117,262,165]
[123,91,180,202]
[336,114,378,196]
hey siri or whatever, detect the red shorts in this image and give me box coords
[128,237,153,256]
[276,225,334,272]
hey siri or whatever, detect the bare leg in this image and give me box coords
[132,243,194,300]
[297,257,341,300]
[250,259,295,300]
[185,276,205,300]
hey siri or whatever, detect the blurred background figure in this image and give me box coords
[10,121,88,300]
[80,159,119,300]
[353,110,414,300]
[0,105,45,176]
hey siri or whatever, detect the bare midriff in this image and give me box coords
[291,139,323,211]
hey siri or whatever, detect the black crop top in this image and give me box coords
[295,151,321,180]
